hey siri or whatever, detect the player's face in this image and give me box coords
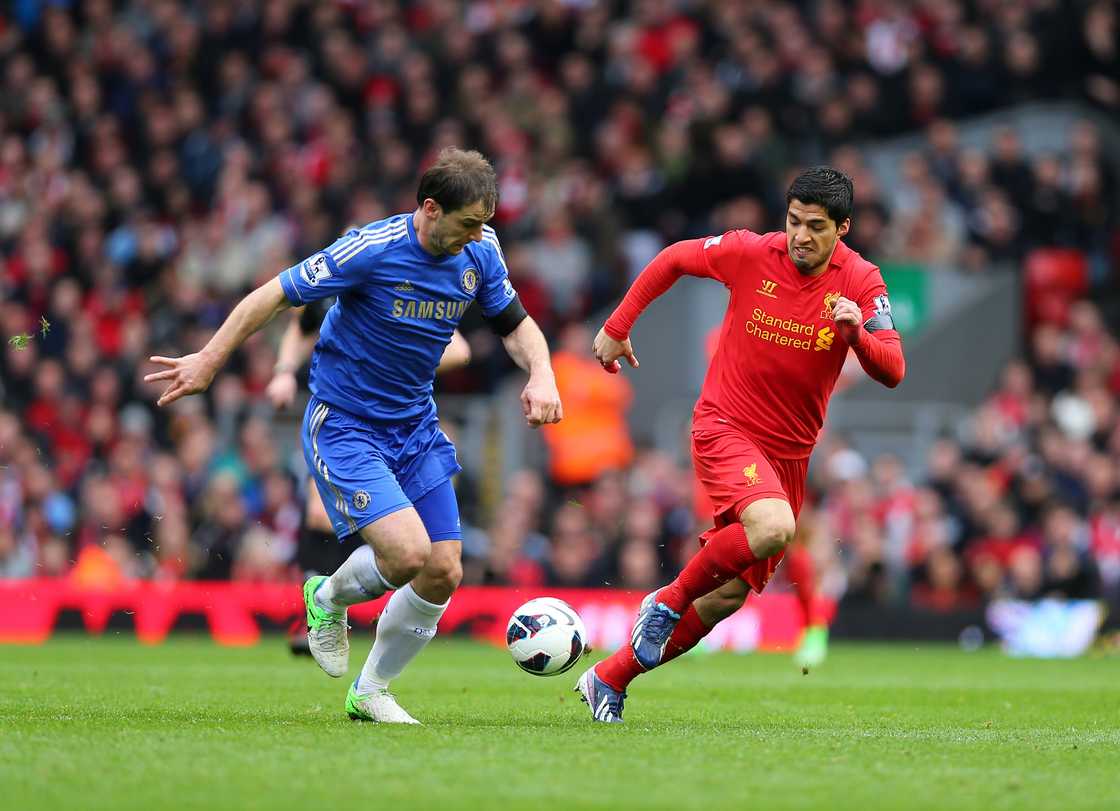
[785,200,850,274]
[431,199,492,255]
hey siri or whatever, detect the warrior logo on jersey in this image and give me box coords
[460,267,479,294]
[821,290,841,319]
[353,490,370,510]
[301,253,332,287]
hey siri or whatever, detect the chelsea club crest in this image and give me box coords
[460,267,479,294]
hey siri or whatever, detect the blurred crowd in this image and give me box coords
[811,300,1120,612]
[1,1,1119,614]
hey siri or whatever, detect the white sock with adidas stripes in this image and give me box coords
[315,544,396,611]
[356,583,447,693]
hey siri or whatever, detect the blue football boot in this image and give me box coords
[574,666,626,724]
[630,590,681,671]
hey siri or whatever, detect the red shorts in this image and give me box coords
[692,420,809,594]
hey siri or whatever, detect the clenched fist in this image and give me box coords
[832,296,864,346]
[521,374,563,427]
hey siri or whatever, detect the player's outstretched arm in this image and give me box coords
[832,296,905,388]
[596,237,729,373]
[146,278,291,407]
[500,316,562,427]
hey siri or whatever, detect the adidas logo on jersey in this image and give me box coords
[393,280,414,292]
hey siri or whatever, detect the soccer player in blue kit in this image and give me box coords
[145,148,562,723]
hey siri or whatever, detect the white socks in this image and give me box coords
[357,583,448,694]
[315,545,396,612]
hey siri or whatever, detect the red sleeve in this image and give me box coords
[604,232,743,340]
[850,327,905,388]
[850,267,905,388]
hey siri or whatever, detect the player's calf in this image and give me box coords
[693,578,750,627]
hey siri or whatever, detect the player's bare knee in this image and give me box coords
[753,521,795,558]
[397,537,432,579]
[428,552,463,593]
[740,500,796,559]
[376,537,430,584]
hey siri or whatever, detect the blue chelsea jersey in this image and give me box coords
[277,213,516,423]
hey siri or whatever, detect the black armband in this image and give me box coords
[484,295,529,337]
[298,299,329,335]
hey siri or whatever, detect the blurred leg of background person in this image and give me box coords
[785,542,830,669]
[288,482,363,655]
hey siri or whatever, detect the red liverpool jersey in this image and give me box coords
[606,230,904,460]
[694,230,899,458]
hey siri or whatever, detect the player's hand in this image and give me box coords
[832,296,864,346]
[521,373,563,428]
[592,327,639,374]
[144,352,220,407]
[266,372,298,409]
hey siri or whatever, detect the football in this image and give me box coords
[505,597,589,676]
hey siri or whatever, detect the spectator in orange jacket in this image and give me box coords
[542,322,634,487]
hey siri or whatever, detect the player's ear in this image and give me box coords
[422,198,442,219]
[836,218,851,239]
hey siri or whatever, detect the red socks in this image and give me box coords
[594,522,761,693]
[594,645,642,691]
[595,606,713,691]
[656,522,756,614]
[785,545,825,626]
[661,606,711,664]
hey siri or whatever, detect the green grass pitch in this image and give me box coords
[2,636,1118,810]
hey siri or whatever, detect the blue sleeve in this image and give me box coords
[477,228,518,317]
[277,229,374,305]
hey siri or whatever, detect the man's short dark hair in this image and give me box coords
[786,167,854,225]
[416,147,498,216]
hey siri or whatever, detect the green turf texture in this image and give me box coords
[2,636,1118,810]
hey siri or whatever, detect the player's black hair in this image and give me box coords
[416,147,499,216]
[786,167,854,225]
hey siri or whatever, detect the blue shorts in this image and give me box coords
[302,396,463,541]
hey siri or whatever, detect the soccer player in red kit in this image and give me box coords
[575,167,905,723]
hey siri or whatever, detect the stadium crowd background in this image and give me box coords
[0,0,1118,618]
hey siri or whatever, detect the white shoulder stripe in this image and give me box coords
[330,222,405,255]
[336,231,407,266]
[482,235,508,268]
[333,224,407,265]
[283,268,304,303]
[329,221,406,260]
[359,218,408,236]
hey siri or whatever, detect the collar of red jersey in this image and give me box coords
[767,231,851,269]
